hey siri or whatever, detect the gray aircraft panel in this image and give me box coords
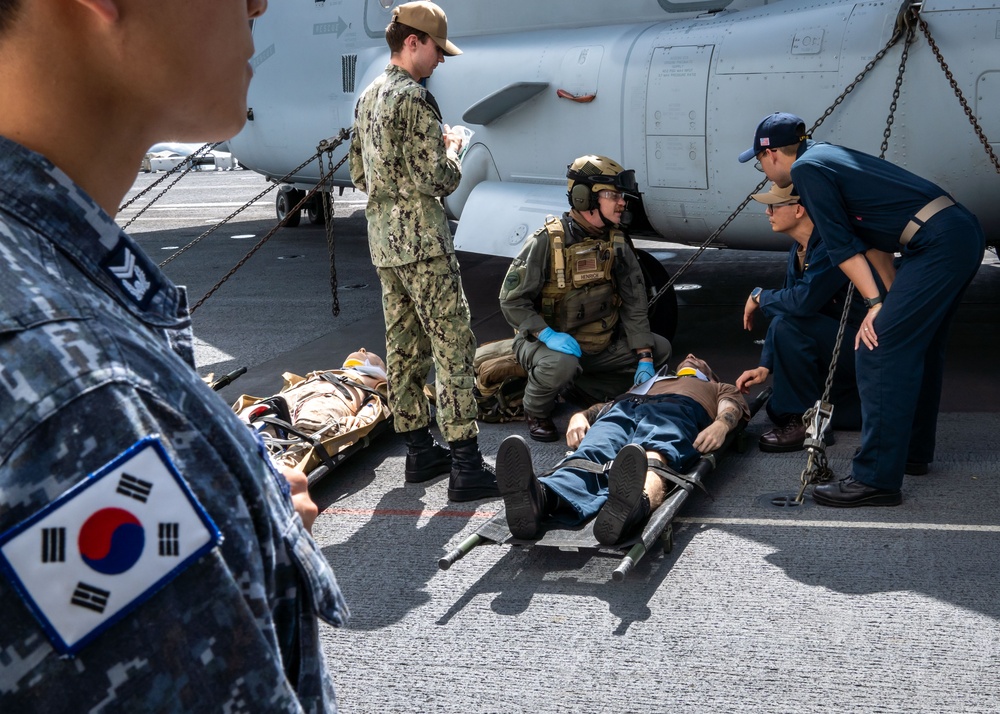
[232,0,1000,252]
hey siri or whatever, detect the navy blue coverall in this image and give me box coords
[791,140,985,490]
[757,229,866,430]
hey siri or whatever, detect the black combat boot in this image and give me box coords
[447,437,500,502]
[401,426,451,483]
[496,435,550,539]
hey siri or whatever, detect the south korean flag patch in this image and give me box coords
[0,436,221,655]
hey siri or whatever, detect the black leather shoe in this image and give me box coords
[594,444,651,546]
[759,422,807,453]
[812,476,902,508]
[496,435,549,540]
[526,415,559,443]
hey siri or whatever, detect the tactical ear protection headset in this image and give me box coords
[569,179,599,211]
[566,165,639,212]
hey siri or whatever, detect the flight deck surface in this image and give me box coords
[127,170,1000,713]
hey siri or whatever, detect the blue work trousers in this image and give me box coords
[767,314,861,430]
[853,206,984,490]
[540,395,708,525]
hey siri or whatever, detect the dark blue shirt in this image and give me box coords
[758,228,863,371]
[0,136,347,712]
[790,140,948,265]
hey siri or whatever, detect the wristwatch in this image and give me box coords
[750,287,763,305]
[863,294,884,309]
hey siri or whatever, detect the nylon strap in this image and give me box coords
[254,416,339,473]
[546,215,567,289]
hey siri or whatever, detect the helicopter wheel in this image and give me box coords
[276,187,303,227]
[635,248,677,342]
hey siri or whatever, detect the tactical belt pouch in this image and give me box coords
[573,309,619,354]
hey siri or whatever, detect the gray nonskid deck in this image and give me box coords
[310,409,1000,714]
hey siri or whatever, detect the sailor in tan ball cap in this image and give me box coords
[349,0,500,502]
[392,0,462,56]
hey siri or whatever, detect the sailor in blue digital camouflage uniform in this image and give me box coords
[0,1,349,712]
[736,182,865,452]
[348,1,499,502]
[741,112,985,507]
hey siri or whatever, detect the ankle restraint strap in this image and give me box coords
[647,455,713,500]
[546,457,612,477]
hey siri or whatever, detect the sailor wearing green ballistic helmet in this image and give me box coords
[499,155,671,443]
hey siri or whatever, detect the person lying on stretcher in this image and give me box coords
[235,349,389,471]
[496,354,750,545]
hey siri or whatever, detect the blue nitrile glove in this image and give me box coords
[538,327,582,357]
[634,361,656,385]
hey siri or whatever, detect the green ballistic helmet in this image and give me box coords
[566,155,638,211]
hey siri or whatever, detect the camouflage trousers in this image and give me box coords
[514,332,672,417]
[377,254,479,442]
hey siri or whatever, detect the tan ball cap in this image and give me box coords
[751,183,800,205]
[393,1,462,56]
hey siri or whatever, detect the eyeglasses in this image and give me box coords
[765,200,799,213]
[753,149,775,173]
[597,189,626,202]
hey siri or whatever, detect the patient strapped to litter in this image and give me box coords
[496,354,749,545]
[233,349,390,472]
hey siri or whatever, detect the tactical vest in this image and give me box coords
[539,215,626,354]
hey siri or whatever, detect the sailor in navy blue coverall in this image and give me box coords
[741,113,985,507]
[737,182,865,453]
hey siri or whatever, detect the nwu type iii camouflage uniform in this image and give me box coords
[349,63,478,442]
[0,136,347,713]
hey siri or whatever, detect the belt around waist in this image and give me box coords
[899,195,955,245]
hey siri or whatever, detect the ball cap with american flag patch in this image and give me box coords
[738,112,809,163]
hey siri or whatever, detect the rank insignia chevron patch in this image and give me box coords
[0,436,222,655]
[100,238,162,310]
